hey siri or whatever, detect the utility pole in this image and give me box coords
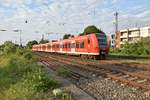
[42,34,44,40]
[19,30,22,46]
[114,12,119,48]
[114,12,119,33]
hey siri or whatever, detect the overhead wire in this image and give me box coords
[18,0,99,35]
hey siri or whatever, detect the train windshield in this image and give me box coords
[95,33,107,48]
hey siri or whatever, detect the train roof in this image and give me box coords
[32,33,106,47]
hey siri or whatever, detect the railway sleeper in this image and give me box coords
[107,74,150,92]
[137,79,147,83]
[128,77,138,81]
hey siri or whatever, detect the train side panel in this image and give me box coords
[32,33,110,58]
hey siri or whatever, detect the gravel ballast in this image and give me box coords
[79,76,150,100]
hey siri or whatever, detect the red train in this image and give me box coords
[32,33,110,59]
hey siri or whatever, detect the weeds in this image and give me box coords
[0,50,59,100]
[56,67,71,77]
[110,39,150,56]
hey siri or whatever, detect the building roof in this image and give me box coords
[120,26,150,32]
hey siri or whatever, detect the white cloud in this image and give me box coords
[136,10,150,18]
[0,0,150,44]
[0,0,32,7]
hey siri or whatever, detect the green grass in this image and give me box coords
[56,91,74,100]
[0,41,74,100]
[119,59,150,64]
[56,67,71,77]
[0,52,60,100]
[109,53,150,57]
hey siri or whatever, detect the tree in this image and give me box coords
[63,34,73,39]
[3,41,17,54]
[120,39,150,56]
[0,45,4,51]
[39,39,49,44]
[82,25,103,36]
[26,40,38,49]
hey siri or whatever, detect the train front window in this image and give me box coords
[96,33,107,48]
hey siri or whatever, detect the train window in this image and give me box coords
[68,43,71,48]
[76,42,79,48]
[65,44,67,48]
[80,42,84,48]
[48,45,51,49]
[52,45,55,48]
[57,44,59,48]
[63,44,66,48]
[88,38,90,44]
[43,46,46,49]
[59,45,62,48]
[71,43,75,48]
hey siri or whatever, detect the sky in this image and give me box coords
[0,0,150,45]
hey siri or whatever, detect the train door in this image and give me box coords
[60,42,63,53]
[71,41,75,53]
[87,37,91,53]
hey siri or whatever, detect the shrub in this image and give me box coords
[23,51,33,60]
[3,41,16,54]
[0,50,60,99]
[16,47,25,55]
[25,65,60,92]
[111,39,150,56]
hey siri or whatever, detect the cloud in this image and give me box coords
[0,0,150,44]
[112,0,122,3]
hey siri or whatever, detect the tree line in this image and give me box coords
[111,38,150,56]
[0,25,103,50]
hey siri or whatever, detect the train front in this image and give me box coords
[95,33,110,59]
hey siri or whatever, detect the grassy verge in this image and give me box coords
[0,52,59,100]
[118,59,150,64]
[109,53,150,57]
[0,41,75,99]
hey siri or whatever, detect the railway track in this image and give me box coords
[38,52,150,71]
[40,58,86,81]
[35,52,150,92]
[38,55,99,99]
[109,55,150,60]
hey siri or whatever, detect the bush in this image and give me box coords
[110,47,121,54]
[23,51,33,60]
[0,50,60,99]
[120,39,150,56]
[3,41,16,54]
[110,39,150,56]
[53,89,74,100]
[25,65,60,92]
[16,47,25,55]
